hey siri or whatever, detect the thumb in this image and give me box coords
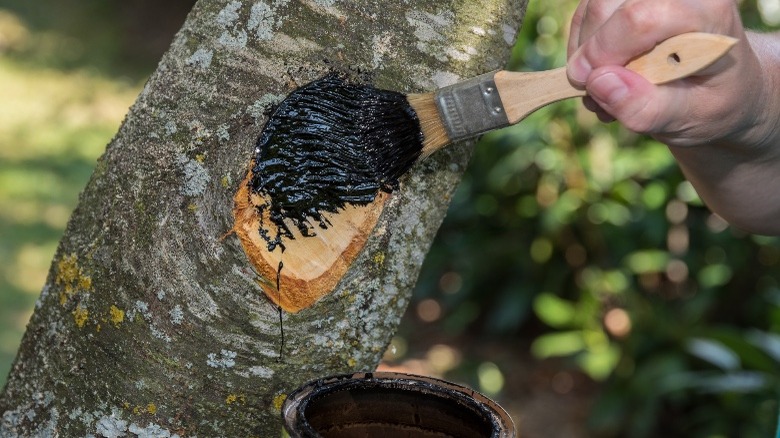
[586,66,685,135]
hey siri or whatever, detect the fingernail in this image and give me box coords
[568,55,591,85]
[589,72,627,106]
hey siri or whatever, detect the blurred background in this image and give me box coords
[2,0,780,436]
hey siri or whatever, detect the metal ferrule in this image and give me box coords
[434,70,510,142]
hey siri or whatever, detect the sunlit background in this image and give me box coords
[2,1,780,436]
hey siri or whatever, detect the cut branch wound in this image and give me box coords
[233,73,422,312]
[248,73,423,249]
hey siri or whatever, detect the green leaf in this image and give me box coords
[686,338,740,371]
[577,345,620,381]
[659,371,771,394]
[533,292,576,328]
[697,372,770,394]
[624,250,669,274]
[641,182,668,210]
[530,331,585,358]
[746,330,780,363]
[697,264,733,288]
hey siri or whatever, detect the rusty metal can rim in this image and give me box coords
[282,371,515,438]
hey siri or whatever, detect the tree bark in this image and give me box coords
[1,0,526,436]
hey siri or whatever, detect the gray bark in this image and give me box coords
[0,0,526,436]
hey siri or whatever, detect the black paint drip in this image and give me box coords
[250,73,424,250]
[276,260,284,362]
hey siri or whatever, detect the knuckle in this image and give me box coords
[617,2,656,34]
[710,0,734,15]
[585,0,620,23]
[709,0,739,28]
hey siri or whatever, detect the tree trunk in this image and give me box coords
[1,0,526,436]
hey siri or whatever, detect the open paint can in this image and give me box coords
[282,371,515,437]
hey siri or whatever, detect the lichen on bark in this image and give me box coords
[0,0,526,436]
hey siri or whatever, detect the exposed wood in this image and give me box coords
[232,168,389,313]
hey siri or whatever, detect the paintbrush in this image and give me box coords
[248,32,736,241]
[408,32,737,159]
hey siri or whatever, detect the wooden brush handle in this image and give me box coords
[494,32,738,124]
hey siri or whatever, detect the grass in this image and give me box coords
[0,33,141,387]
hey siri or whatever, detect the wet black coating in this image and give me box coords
[250,73,424,250]
[276,260,284,361]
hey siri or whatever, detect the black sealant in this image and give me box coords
[276,260,284,361]
[250,73,424,250]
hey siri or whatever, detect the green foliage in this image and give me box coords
[414,0,780,435]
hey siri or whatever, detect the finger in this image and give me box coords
[569,0,626,57]
[576,0,624,49]
[581,97,616,123]
[567,0,738,86]
[596,110,617,124]
[582,96,601,113]
[568,0,590,57]
[586,65,686,134]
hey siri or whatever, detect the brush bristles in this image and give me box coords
[406,93,450,158]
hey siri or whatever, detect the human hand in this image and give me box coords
[567,0,773,149]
